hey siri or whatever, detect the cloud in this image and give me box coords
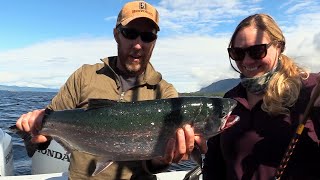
[283,1,320,14]
[157,0,262,34]
[0,34,238,92]
[104,16,117,22]
[1,0,319,93]
[153,35,238,92]
[0,37,117,89]
[314,32,320,51]
[282,11,320,72]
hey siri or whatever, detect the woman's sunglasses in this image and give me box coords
[117,27,157,43]
[227,42,274,61]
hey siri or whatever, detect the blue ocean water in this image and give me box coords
[0,90,56,175]
[0,90,197,175]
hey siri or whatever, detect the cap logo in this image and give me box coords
[132,2,153,17]
[139,2,146,10]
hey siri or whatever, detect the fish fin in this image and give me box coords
[87,99,118,109]
[92,160,113,176]
[9,125,38,157]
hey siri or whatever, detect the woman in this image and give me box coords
[203,13,320,180]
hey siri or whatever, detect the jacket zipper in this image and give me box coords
[104,62,125,102]
[119,92,125,102]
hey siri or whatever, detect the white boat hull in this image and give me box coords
[0,128,13,176]
[31,140,70,174]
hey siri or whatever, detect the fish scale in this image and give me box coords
[12,96,239,176]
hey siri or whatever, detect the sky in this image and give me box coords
[0,0,319,93]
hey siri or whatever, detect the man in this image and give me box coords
[16,1,204,179]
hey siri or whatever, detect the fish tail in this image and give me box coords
[9,125,39,157]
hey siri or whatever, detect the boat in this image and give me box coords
[0,128,202,180]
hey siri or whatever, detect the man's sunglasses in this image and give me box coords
[227,42,274,61]
[117,27,157,43]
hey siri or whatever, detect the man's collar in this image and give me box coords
[100,56,162,86]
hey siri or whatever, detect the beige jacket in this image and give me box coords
[47,56,178,180]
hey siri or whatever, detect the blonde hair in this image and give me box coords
[228,14,309,115]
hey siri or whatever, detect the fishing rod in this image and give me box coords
[274,79,320,180]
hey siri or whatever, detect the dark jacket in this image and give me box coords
[203,73,320,180]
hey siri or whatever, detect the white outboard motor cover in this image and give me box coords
[32,140,70,174]
[0,128,14,176]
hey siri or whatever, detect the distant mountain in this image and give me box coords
[0,85,58,92]
[1,79,240,94]
[198,78,240,93]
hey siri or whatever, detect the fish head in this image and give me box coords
[195,98,239,139]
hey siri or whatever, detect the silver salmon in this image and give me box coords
[12,96,238,175]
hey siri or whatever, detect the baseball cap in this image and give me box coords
[116,1,160,31]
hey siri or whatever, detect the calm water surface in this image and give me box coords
[0,90,196,175]
[0,90,56,175]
